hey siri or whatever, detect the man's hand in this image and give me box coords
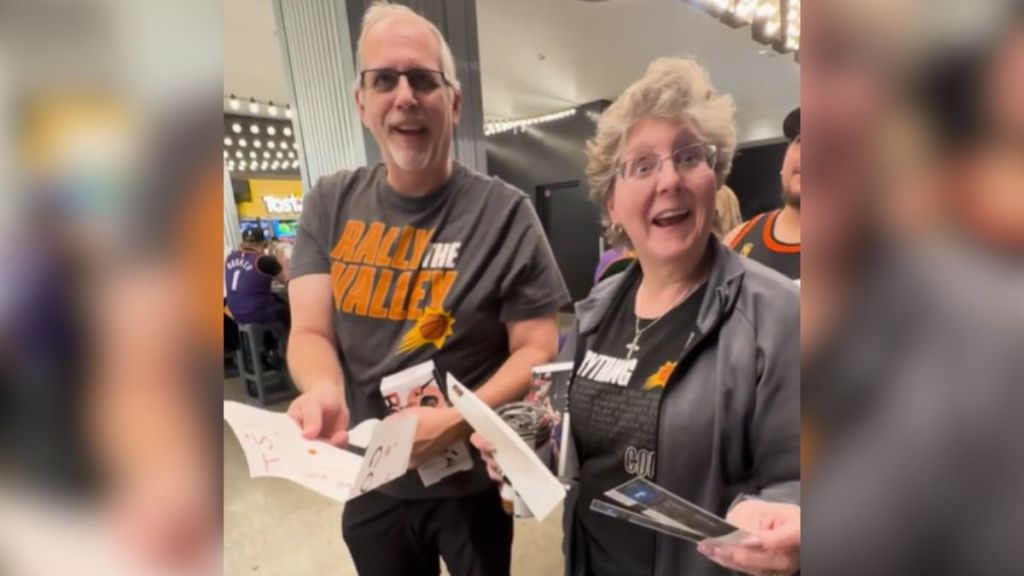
[469,433,503,482]
[697,500,801,576]
[400,406,471,469]
[287,385,349,447]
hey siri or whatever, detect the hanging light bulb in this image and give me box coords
[248,98,259,114]
[284,104,293,119]
[268,101,278,116]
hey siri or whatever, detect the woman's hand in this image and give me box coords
[697,499,800,576]
[469,432,503,482]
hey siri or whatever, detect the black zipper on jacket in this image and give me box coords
[651,288,732,575]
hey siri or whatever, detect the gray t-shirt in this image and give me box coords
[291,162,571,499]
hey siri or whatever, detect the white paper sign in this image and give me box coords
[223,401,417,502]
[447,377,567,521]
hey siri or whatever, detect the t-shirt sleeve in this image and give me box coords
[498,199,571,322]
[256,255,283,277]
[290,178,332,278]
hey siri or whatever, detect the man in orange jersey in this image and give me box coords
[284,3,569,575]
[724,108,801,281]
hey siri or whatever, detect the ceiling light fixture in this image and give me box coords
[484,107,578,137]
[683,0,799,58]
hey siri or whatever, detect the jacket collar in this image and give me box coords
[574,235,746,337]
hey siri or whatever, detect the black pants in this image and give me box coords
[342,487,513,576]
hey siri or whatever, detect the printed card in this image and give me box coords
[597,477,748,544]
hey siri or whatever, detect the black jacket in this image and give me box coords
[560,237,801,576]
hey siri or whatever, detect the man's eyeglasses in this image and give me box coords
[616,143,718,181]
[359,68,450,94]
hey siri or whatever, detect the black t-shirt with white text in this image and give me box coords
[569,275,706,576]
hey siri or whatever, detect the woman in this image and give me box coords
[472,58,801,576]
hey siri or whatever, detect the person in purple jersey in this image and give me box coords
[224,227,288,325]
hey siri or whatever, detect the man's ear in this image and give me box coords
[354,86,368,126]
[451,87,462,126]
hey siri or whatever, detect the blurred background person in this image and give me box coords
[803,0,1024,575]
[725,108,801,281]
[224,226,289,326]
[713,184,742,238]
[593,243,635,284]
[224,225,290,373]
[0,0,222,574]
[935,10,1024,253]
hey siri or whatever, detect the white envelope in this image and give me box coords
[447,377,567,521]
[224,401,417,502]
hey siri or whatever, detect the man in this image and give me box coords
[224,226,288,325]
[724,108,801,281]
[285,3,569,575]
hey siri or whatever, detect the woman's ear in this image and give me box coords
[604,183,617,225]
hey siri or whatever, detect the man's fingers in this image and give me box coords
[470,433,494,452]
[470,433,501,482]
[328,429,349,448]
[299,402,323,439]
[485,462,504,482]
[286,402,302,426]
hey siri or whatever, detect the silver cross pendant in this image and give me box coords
[625,334,641,361]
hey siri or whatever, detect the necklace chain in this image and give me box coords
[625,282,701,361]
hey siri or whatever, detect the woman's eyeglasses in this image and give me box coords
[617,143,718,181]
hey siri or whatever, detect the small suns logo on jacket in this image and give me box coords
[398,307,455,353]
[643,361,677,390]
